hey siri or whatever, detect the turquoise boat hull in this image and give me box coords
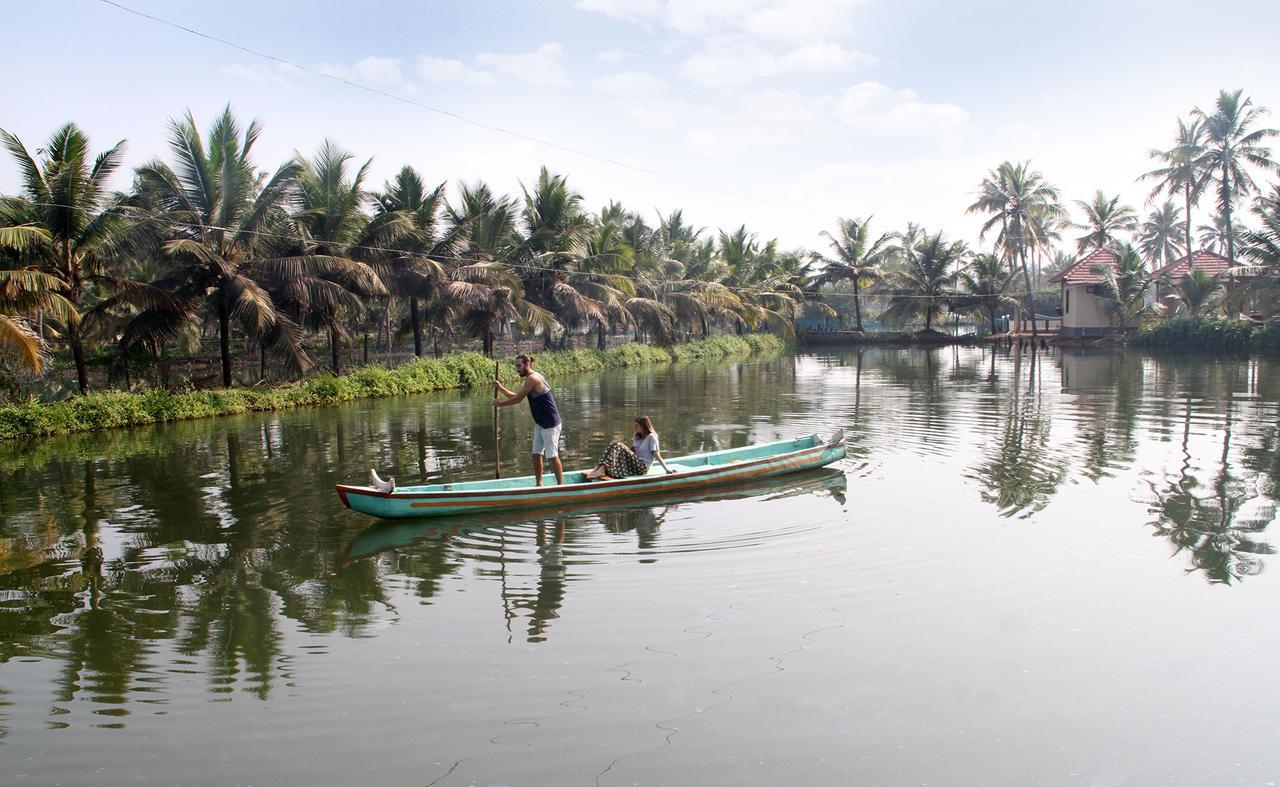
[336,431,846,520]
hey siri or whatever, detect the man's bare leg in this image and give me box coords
[532,454,544,486]
[550,457,564,485]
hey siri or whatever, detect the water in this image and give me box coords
[2,347,1280,784]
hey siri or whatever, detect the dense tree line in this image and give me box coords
[3,88,1279,396]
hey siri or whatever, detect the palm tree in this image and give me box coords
[1193,89,1280,265]
[0,123,134,392]
[1091,244,1159,330]
[514,167,605,345]
[1073,190,1137,253]
[1042,249,1076,282]
[0,225,76,371]
[1197,212,1245,255]
[954,252,1017,335]
[1238,186,1280,311]
[369,166,465,357]
[880,228,967,332]
[710,227,807,336]
[658,209,704,268]
[1165,268,1225,316]
[1142,117,1208,266]
[1137,200,1186,268]
[288,141,389,374]
[129,106,306,387]
[809,217,894,331]
[967,161,1064,338]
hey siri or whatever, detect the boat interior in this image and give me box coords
[387,434,826,494]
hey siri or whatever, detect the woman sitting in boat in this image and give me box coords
[584,416,675,480]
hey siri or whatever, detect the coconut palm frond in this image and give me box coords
[514,298,560,337]
[455,261,522,289]
[625,297,677,344]
[0,313,44,371]
[0,224,51,252]
[549,280,605,325]
[223,275,278,333]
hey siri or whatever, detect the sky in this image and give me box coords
[3,0,1280,253]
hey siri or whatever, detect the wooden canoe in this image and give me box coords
[336,430,846,520]
[341,468,849,562]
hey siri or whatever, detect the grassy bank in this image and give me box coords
[1131,317,1280,354]
[0,335,784,441]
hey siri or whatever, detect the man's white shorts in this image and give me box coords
[532,424,562,459]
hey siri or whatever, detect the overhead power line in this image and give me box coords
[95,0,826,218]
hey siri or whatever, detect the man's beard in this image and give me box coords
[517,368,529,377]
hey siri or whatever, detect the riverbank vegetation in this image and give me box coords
[1131,317,1280,353]
[4,87,1280,402]
[0,334,781,440]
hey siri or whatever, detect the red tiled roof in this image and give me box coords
[1151,249,1232,280]
[1049,248,1119,285]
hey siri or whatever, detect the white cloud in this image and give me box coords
[219,63,296,85]
[315,56,417,93]
[576,0,664,25]
[779,42,876,72]
[591,70,670,98]
[596,48,635,63]
[577,0,868,44]
[417,56,496,87]
[679,38,872,88]
[681,82,969,157]
[740,0,867,44]
[476,43,572,88]
[834,82,969,136]
[353,56,406,86]
[685,91,831,156]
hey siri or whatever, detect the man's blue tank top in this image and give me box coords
[527,376,561,428]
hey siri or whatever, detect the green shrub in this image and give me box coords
[0,336,785,441]
[1133,317,1261,352]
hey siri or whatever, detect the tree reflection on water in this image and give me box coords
[3,349,1280,737]
[1147,393,1276,584]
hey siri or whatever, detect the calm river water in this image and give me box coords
[2,347,1279,785]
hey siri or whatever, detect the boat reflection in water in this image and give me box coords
[342,467,848,561]
[342,468,846,642]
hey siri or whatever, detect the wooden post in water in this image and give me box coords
[493,361,501,479]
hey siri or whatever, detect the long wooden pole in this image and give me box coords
[493,361,501,479]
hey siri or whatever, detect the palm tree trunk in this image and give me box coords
[1021,248,1038,339]
[989,307,998,336]
[1222,162,1235,266]
[852,277,864,331]
[596,321,606,350]
[217,295,233,388]
[1184,182,1194,269]
[384,298,393,356]
[925,304,933,332]
[483,331,494,358]
[410,297,423,357]
[69,320,90,395]
[330,325,342,374]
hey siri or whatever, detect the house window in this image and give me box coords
[1065,289,1070,314]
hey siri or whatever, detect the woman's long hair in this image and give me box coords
[635,415,655,437]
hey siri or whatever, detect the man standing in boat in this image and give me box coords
[493,353,565,486]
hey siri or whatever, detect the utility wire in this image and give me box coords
[95,0,827,218]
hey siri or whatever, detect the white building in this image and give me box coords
[1049,248,1121,337]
